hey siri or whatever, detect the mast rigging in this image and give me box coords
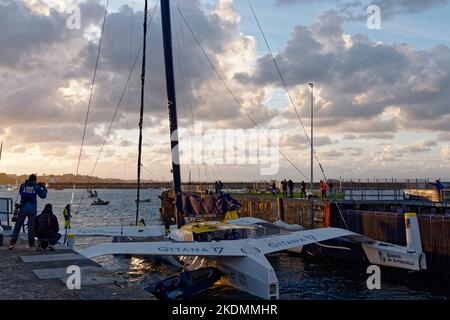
[136,0,149,225]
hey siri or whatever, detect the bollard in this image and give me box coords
[277,198,285,221]
[66,234,76,250]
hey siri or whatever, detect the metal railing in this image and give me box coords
[0,197,13,227]
[344,189,405,201]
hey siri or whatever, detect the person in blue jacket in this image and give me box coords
[9,174,48,249]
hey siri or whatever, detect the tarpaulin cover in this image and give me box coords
[175,193,241,218]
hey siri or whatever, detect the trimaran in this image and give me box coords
[66,0,427,300]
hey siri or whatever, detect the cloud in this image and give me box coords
[0,0,282,178]
[441,146,450,160]
[281,133,335,149]
[343,133,396,140]
[342,147,363,156]
[1,0,449,180]
[237,11,450,137]
[320,149,344,158]
[437,132,450,141]
[391,140,438,155]
[275,0,450,20]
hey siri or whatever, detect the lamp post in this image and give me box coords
[309,82,314,217]
[309,83,314,196]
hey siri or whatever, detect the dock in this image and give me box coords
[0,236,156,300]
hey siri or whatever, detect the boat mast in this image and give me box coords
[161,0,182,195]
[136,0,149,226]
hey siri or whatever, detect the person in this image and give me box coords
[328,182,334,199]
[9,174,48,250]
[430,179,444,202]
[320,180,328,200]
[301,181,306,198]
[281,179,287,198]
[63,204,72,230]
[138,218,146,227]
[214,181,219,195]
[35,204,61,251]
[218,180,224,194]
[270,181,277,196]
[164,216,175,236]
[288,180,295,198]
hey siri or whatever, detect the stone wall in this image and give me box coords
[233,195,325,229]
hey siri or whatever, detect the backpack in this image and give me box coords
[37,213,52,237]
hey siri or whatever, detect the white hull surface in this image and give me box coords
[78,228,357,300]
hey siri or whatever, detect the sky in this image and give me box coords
[0,0,450,182]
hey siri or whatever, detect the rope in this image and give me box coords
[173,5,210,183]
[176,6,309,181]
[141,163,159,181]
[249,1,328,182]
[71,0,110,205]
[75,2,160,215]
[332,201,349,230]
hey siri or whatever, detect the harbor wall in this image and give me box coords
[233,195,325,229]
[48,180,444,191]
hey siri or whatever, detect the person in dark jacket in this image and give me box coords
[288,180,295,198]
[301,181,306,198]
[35,204,61,251]
[281,179,287,197]
[9,174,47,249]
[270,181,278,195]
[328,182,335,199]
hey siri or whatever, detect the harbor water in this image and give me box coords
[1,188,449,300]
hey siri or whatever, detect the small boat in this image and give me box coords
[91,199,110,206]
[6,184,18,192]
[135,198,151,203]
[147,267,221,300]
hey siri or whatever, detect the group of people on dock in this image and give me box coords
[8,174,72,251]
[270,179,336,200]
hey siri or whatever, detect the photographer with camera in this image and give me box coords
[8,174,48,250]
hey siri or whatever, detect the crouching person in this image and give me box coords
[35,204,61,251]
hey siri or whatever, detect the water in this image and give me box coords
[1,188,449,300]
